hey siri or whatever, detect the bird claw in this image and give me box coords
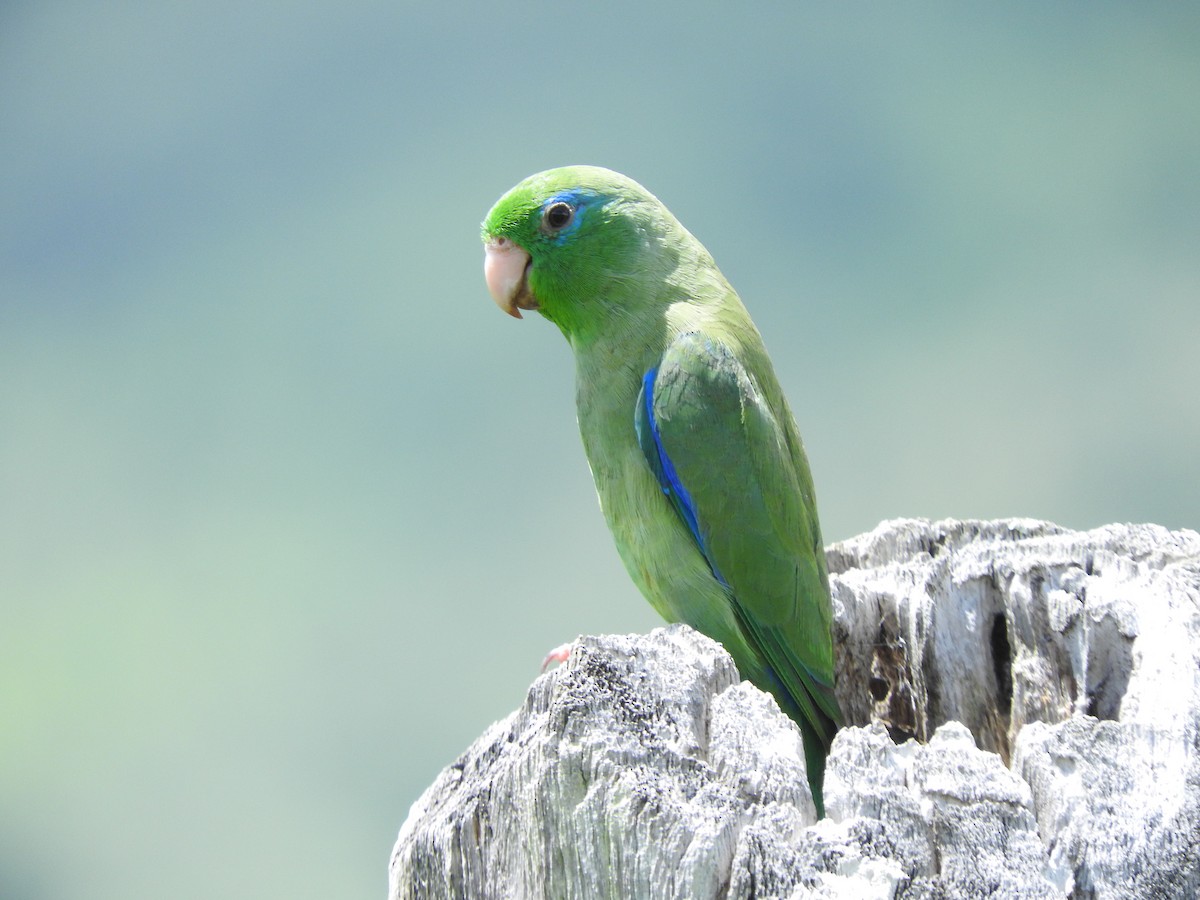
[541,642,573,673]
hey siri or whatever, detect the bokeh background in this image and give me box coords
[3,3,1197,898]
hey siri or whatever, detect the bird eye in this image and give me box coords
[542,201,574,231]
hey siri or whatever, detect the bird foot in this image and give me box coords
[541,642,573,673]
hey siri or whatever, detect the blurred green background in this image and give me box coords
[2,3,1197,898]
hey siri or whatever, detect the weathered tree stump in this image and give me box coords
[390,519,1200,899]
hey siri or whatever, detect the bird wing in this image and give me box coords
[634,331,840,739]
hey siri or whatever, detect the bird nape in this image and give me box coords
[482,166,841,816]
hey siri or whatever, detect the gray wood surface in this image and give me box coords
[390,519,1200,899]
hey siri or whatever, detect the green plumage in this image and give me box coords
[482,166,841,814]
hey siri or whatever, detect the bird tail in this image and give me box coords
[798,709,836,818]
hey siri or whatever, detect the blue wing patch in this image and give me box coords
[635,366,728,587]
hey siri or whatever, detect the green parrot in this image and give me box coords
[482,166,841,814]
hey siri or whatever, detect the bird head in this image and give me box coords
[481,166,677,343]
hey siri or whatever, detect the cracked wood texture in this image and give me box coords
[390,519,1200,899]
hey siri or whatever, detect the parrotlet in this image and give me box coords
[482,166,841,814]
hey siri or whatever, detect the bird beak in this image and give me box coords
[484,237,537,319]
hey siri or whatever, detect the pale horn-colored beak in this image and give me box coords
[483,237,535,319]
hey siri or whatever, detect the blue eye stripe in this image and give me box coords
[541,189,605,243]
